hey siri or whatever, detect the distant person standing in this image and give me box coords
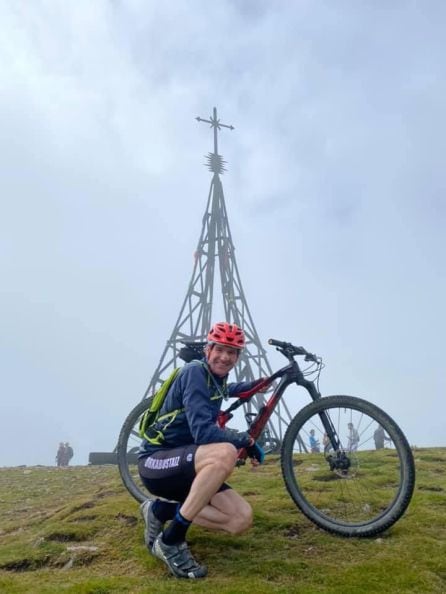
[309,429,320,453]
[56,442,66,467]
[374,425,390,450]
[65,442,74,466]
[347,423,360,452]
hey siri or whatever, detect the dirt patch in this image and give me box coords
[284,525,301,539]
[70,501,96,512]
[0,556,50,572]
[115,513,137,526]
[45,531,89,542]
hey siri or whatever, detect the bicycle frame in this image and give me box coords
[217,342,341,460]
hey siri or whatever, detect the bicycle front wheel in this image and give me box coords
[117,398,153,503]
[281,395,415,537]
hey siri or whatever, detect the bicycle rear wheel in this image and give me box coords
[281,395,415,537]
[117,398,153,503]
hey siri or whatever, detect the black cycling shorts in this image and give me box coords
[138,444,230,503]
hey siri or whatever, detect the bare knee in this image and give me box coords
[227,501,253,535]
[210,443,238,473]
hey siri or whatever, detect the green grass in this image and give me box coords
[0,448,445,593]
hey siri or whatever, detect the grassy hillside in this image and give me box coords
[1,448,445,593]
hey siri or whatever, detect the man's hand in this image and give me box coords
[256,377,271,393]
[246,441,265,465]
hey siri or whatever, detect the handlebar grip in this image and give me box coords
[269,339,315,359]
[268,338,289,348]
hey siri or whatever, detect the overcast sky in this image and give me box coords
[1,1,445,466]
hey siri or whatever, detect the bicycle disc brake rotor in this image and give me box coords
[324,450,359,479]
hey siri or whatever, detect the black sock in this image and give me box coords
[162,507,191,545]
[152,499,177,523]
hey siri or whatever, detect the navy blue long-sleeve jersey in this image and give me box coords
[138,360,258,457]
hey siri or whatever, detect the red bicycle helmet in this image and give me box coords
[207,322,246,349]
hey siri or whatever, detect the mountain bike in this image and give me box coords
[117,339,415,537]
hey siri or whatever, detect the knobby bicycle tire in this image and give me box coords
[117,398,154,503]
[281,395,415,537]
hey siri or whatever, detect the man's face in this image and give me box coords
[205,343,240,377]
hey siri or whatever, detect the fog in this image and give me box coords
[1,1,445,466]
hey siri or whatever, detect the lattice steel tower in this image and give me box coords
[142,107,291,440]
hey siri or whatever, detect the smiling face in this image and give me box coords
[205,343,240,377]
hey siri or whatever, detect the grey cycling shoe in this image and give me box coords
[140,499,163,551]
[152,534,208,579]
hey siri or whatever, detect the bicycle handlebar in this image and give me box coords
[268,338,320,363]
